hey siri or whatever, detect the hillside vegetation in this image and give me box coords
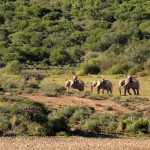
[0,95,150,137]
[0,0,150,74]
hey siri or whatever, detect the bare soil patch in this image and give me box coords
[22,94,132,114]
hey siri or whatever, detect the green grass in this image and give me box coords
[0,72,149,98]
[40,74,150,98]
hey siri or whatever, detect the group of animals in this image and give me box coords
[65,77,140,96]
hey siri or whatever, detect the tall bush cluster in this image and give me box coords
[0,0,150,74]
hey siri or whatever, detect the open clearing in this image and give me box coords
[1,74,150,150]
[22,94,149,115]
[23,94,132,113]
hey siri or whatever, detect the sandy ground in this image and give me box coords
[22,94,132,114]
[1,136,150,150]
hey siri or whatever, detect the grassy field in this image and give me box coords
[41,74,150,98]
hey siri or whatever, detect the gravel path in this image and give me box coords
[1,136,150,150]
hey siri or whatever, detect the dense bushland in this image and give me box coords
[0,0,150,74]
[0,95,150,137]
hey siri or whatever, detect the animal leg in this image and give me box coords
[102,89,104,94]
[97,87,100,94]
[67,87,69,93]
[137,89,140,95]
[132,89,136,95]
[124,88,127,96]
[119,87,122,95]
[128,88,132,95]
[110,90,112,95]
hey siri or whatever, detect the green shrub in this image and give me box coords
[144,59,150,72]
[131,119,149,134]
[80,60,100,75]
[71,109,86,122]
[118,118,132,131]
[0,105,14,130]
[105,106,114,111]
[138,71,149,77]
[130,111,143,119]
[139,20,150,34]
[109,64,130,74]
[15,102,49,123]
[108,122,118,132]
[40,83,66,97]
[61,106,78,118]
[5,61,22,74]
[50,69,64,75]
[128,65,143,75]
[87,93,108,100]
[13,121,28,134]
[70,106,94,123]
[48,111,68,133]
[23,88,34,93]
[0,76,24,93]
[74,90,91,98]
[0,103,12,113]
[74,91,108,100]
[0,115,11,131]
[27,122,46,136]
[25,79,39,89]
[49,48,71,65]
[83,119,100,133]
[121,102,129,107]
[0,95,27,103]
[56,131,69,136]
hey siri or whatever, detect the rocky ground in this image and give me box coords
[1,136,150,150]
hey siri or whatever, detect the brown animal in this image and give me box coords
[119,78,140,96]
[91,80,113,95]
[65,79,85,92]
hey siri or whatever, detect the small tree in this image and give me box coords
[5,60,22,74]
[49,48,70,65]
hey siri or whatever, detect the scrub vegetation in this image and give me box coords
[0,0,150,75]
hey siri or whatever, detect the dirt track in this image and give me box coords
[1,94,149,150]
[22,94,148,114]
[1,136,150,150]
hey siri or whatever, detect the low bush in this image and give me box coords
[105,106,114,111]
[0,115,11,131]
[15,103,48,123]
[79,60,101,75]
[0,95,150,137]
[109,64,130,74]
[25,79,39,89]
[56,131,69,136]
[23,88,35,93]
[70,106,94,123]
[5,61,22,74]
[47,110,69,133]
[21,71,45,81]
[0,76,24,93]
[74,90,91,98]
[40,83,66,97]
[87,93,108,100]
[0,95,26,102]
[61,106,78,118]
[74,91,108,100]
[83,119,100,133]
